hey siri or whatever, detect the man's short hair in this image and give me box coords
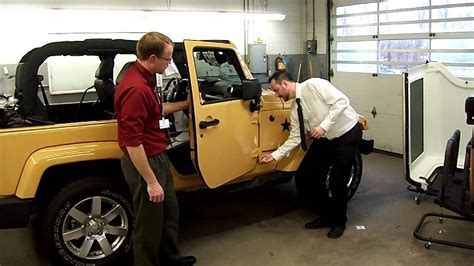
[268,71,295,84]
[136,32,174,60]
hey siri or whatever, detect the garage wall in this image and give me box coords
[0,0,310,63]
[1,0,331,94]
[304,0,327,55]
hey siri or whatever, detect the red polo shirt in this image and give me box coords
[114,61,169,156]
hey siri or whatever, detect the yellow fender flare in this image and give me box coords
[16,142,123,199]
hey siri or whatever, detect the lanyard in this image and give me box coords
[154,85,172,146]
[153,86,165,119]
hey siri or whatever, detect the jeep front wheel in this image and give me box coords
[295,152,362,205]
[41,176,134,265]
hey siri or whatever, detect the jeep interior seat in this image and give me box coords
[116,61,134,85]
[94,55,115,115]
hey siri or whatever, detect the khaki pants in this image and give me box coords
[121,153,181,266]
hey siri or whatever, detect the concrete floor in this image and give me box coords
[1,152,473,265]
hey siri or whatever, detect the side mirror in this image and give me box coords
[242,79,261,100]
[242,79,262,112]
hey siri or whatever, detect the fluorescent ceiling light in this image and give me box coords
[0,7,285,35]
[1,7,285,21]
[52,8,286,21]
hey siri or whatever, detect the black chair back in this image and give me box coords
[94,56,115,113]
[440,129,460,201]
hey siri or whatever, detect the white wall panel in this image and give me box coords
[332,72,404,153]
[265,0,305,54]
[266,20,303,54]
[267,31,303,55]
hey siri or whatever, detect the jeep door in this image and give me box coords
[184,40,258,188]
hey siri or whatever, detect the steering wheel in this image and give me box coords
[163,77,179,103]
[163,77,189,103]
[163,77,189,117]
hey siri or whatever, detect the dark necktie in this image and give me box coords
[295,98,307,151]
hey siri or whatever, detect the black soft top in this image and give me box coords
[14,38,201,117]
[15,39,138,117]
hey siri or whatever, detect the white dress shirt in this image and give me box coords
[271,78,359,161]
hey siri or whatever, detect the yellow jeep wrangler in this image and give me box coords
[0,39,372,265]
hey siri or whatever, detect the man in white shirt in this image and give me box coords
[260,71,362,238]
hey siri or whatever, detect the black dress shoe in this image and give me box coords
[304,217,330,229]
[172,255,197,266]
[327,225,345,238]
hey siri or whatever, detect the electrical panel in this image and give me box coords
[248,44,267,74]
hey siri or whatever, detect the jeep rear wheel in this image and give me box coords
[295,152,362,206]
[347,152,363,199]
[41,176,134,265]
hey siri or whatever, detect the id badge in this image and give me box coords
[159,118,170,129]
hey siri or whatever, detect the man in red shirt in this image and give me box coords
[115,32,195,266]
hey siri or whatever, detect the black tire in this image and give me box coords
[41,176,134,265]
[295,152,363,207]
[347,152,363,200]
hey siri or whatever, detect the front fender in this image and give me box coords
[276,146,306,172]
[15,142,123,199]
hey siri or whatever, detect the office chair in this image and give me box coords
[413,129,474,250]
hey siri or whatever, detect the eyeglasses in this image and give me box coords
[159,56,173,63]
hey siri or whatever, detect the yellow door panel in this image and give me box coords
[259,109,290,151]
[184,40,258,188]
[195,101,258,188]
[259,92,292,151]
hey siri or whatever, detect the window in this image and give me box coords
[193,48,245,103]
[332,0,474,78]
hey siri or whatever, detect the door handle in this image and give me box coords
[199,119,220,129]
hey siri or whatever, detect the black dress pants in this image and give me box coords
[307,123,362,226]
